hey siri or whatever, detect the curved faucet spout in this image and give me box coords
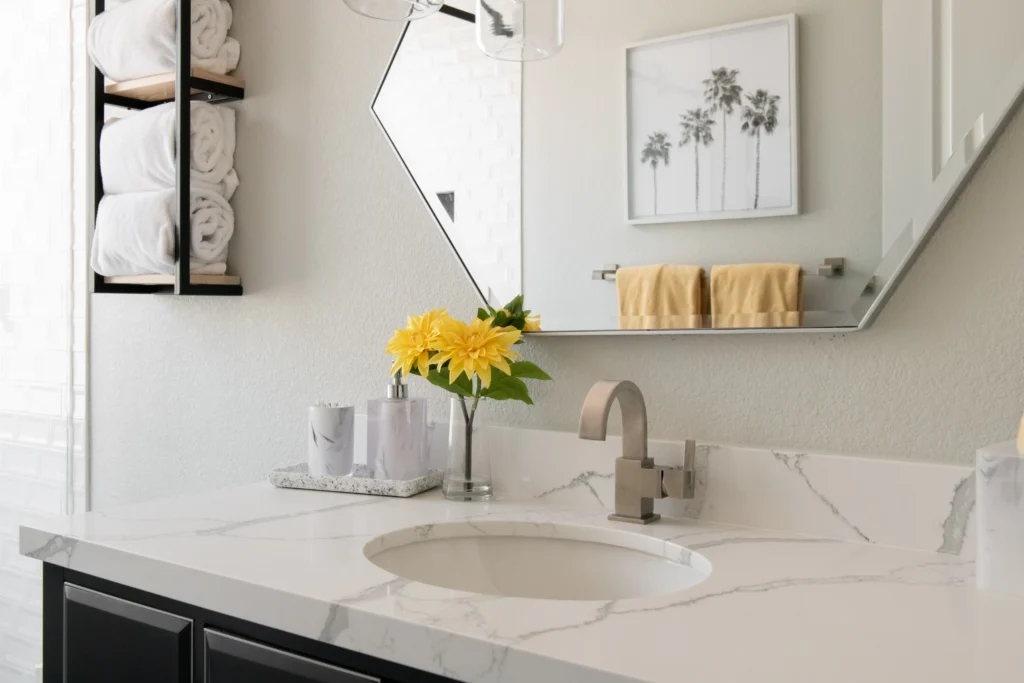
[578,380,648,461]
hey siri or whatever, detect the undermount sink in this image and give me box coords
[363,521,712,601]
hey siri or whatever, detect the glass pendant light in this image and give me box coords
[477,0,565,61]
[343,0,442,21]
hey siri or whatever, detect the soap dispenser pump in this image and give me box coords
[367,371,429,481]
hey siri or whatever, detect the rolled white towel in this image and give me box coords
[88,0,239,82]
[101,102,237,198]
[91,188,234,276]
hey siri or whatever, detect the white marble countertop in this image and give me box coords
[20,483,1024,683]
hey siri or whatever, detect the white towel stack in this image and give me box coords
[88,0,240,82]
[88,0,241,278]
[91,102,238,277]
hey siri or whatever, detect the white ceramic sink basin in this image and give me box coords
[363,521,712,601]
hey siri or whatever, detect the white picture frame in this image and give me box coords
[625,14,800,225]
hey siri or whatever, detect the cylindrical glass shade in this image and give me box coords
[476,0,565,61]
[343,0,442,21]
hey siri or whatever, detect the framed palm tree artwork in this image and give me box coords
[625,14,799,225]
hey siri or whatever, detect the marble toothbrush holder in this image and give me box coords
[308,403,355,477]
[976,441,1024,598]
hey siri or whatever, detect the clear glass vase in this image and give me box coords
[476,0,565,62]
[343,0,442,22]
[443,397,492,501]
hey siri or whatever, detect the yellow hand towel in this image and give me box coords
[1017,413,1024,456]
[711,263,803,329]
[617,264,705,330]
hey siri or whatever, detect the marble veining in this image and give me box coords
[483,427,977,556]
[19,482,1024,683]
[329,420,977,556]
[535,470,615,504]
[23,533,78,564]
[770,451,872,542]
[939,473,977,554]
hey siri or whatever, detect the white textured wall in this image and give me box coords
[91,0,1024,511]
[0,1,87,679]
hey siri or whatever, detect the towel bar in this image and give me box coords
[593,259,848,282]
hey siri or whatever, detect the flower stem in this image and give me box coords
[460,379,484,493]
[459,395,473,488]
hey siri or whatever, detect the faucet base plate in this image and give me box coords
[608,513,661,525]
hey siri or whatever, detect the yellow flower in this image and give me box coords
[386,308,449,378]
[431,318,521,388]
[523,314,542,332]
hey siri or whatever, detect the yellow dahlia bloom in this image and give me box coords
[431,318,521,388]
[523,314,542,332]
[386,308,449,378]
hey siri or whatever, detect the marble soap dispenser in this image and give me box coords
[367,372,429,481]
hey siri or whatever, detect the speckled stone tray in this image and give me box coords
[269,464,441,498]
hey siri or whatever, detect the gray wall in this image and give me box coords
[90,0,1024,509]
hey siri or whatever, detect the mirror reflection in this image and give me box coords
[373,0,1023,334]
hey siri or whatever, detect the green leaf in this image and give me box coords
[504,295,525,316]
[448,369,474,396]
[477,308,491,322]
[481,387,511,401]
[426,368,473,398]
[492,310,510,328]
[482,374,533,405]
[509,361,552,381]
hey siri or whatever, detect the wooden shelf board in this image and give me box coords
[104,69,245,103]
[103,274,241,286]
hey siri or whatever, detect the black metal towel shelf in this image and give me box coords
[92,0,244,296]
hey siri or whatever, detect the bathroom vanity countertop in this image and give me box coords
[20,484,1024,683]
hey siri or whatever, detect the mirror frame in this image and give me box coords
[372,5,1024,336]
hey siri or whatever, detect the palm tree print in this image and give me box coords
[679,108,715,211]
[640,132,671,214]
[702,68,743,211]
[740,89,781,210]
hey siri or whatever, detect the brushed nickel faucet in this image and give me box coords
[578,381,696,524]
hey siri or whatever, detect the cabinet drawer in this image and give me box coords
[205,629,379,683]
[64,584,192,683]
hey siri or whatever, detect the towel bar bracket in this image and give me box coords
[592,264,621,281]
[817,257,845,278]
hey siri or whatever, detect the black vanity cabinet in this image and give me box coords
[45,565,455,683]
[206,630,377,683]
[64,584,192,683]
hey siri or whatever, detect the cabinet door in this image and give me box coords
[64,584,192,683]
[205,630,379,683]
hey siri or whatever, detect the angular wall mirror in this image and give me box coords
[373,0,1024,335]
